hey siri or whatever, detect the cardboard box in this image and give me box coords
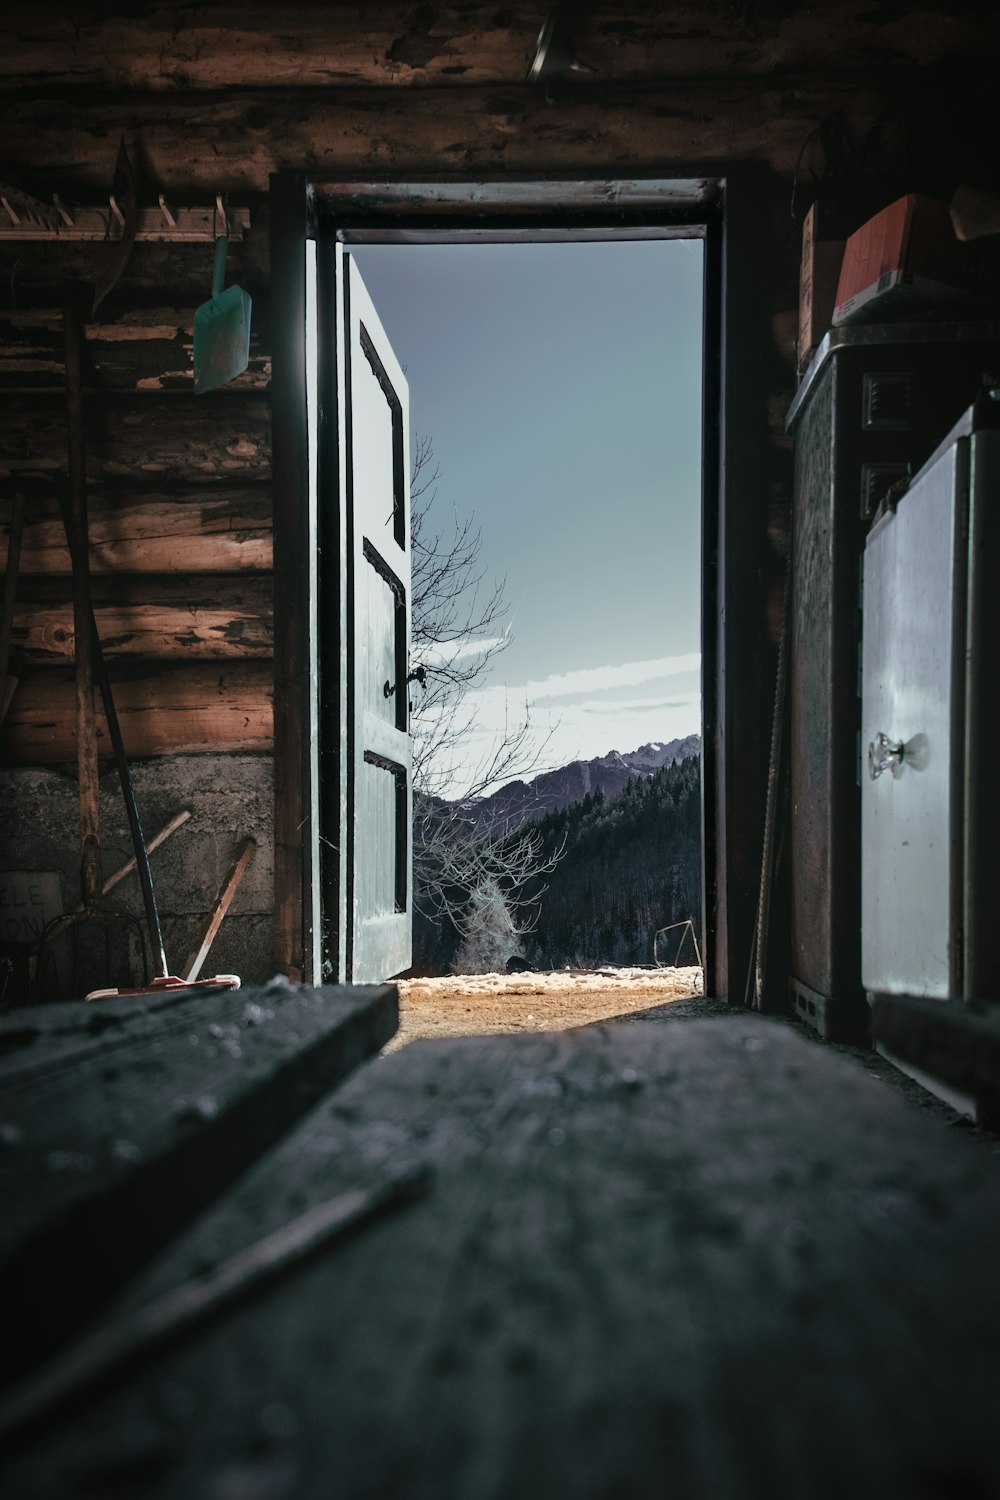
[834,194,1000,325]
[799,202,845,376]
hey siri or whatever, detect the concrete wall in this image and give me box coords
[0,755,274,1000]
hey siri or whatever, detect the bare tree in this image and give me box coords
[408,434,563,947]
[451,877,525,975]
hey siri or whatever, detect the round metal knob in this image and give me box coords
[867,732,905,780]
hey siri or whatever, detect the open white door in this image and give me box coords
[342,255,413,982]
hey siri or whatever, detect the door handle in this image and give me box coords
[867,732,904,780]
[383,666,428,699]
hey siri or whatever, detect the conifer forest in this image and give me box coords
[414,755,702,974]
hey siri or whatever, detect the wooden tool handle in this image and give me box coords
[183,836,256,982]
[65,288,102,907]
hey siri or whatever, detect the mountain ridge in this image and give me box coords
[468,734,701,832]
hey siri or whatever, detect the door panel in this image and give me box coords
[861,440,966,998]
[344,255,412,982]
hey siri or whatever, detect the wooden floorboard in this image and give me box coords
[0,982,397,1386]
[2,1015,999,1498]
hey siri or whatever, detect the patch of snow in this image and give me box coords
[400,965,703,1001]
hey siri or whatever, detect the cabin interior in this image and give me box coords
[2,6,1000,1496]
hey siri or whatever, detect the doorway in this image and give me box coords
[346,237,704,986]
[270,174,772,1001]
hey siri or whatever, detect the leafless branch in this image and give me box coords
[409,434,564,938]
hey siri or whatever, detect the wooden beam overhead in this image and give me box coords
[0,82,891,194]
[1,4,992,92]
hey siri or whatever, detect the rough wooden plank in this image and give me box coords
[2,1017,998,1497]
[0,226,270,298]
[0,980,398,1387]
[10,577,273,662]
[0,303,270,393]
[0,487,272,576]
[0,661,274,763]
[0,4,991,91]
[0,1161,432,1449]
[872,994,1000,1123]
[0,81,889,195]
[0,395,271,483]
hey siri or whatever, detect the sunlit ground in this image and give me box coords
[385,966,706,1052]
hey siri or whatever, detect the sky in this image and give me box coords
[349,238,704,795]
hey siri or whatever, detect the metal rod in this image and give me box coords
[0,204,251,243]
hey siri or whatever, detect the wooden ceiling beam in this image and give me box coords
[1,81,889,194]
[2,4,992,92]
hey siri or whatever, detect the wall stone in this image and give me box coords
[0,753,274,998]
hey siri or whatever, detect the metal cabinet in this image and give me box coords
[862,405,1000,1002]
[787,323,1000,1038]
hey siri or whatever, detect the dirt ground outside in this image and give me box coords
[388,966,712,1052]
[387,966,1000,1153]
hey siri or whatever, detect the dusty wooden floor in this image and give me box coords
[3,995,999,1500]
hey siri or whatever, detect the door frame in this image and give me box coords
[270,170,772,998]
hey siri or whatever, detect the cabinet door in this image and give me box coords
[344,256,413,983]
[861,440,967,998]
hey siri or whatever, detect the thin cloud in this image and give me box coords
[580,695,699,715]
[518,652,701,705]
[422,633,510,667]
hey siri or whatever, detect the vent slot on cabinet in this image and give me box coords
[861,462,912,520]
[863,371,913,431]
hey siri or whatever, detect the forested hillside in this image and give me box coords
[522,755,702,969]
[413,754,701,973]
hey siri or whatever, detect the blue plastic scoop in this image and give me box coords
[193,229,252,394]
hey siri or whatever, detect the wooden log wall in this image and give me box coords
[0,226,273,764]
[1,2,996,989]
[0,3,992,767]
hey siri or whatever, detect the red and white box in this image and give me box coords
[833,194,1000,324]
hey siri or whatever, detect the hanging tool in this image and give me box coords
[193,196,252,394]
[92,140,138,318]
[34,289,147,1001]
[69,811,192,913]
